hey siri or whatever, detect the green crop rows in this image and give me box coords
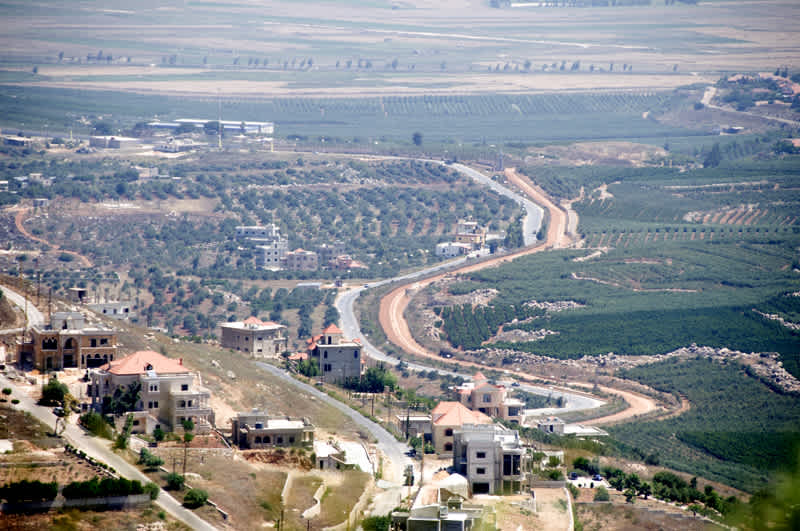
[0,85,694,143]
[611,357,800,492]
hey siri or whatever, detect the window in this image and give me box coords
[153,401,158,408]
[149,384,158,392]
[148,401,153,409]
[100,338,108,345]
[354,351,358,359]
[277,437,283,444]
[324,364,332,372]
[476,467,486,475]
[444,443,453,452]
[289,437,295,444]
[476,451,486,459]
[90,339,97,347]
[181,384,189,391]
[323,351,328,358]
[444,428,453,437]
[482,394,492,403]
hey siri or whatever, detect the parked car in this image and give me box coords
[592,474,603,482]
[52,406,65,417]
[569,472,579,480]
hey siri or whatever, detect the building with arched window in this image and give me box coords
[230,409,314,449]
[20,312,118,371]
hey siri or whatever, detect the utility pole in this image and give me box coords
[217,90,223,150]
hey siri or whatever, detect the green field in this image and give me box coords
[0,84,697,143]
[440,159,800,376]
[611,357,800,492]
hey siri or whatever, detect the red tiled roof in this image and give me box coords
[101,350,189,376]
[431,402,492,426]
[289,352,308,361]
[322,324,343,335]
[473,371,487,381]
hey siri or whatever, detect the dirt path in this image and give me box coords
[13,207,93,267]
[378,166,659,425]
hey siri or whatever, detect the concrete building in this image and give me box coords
[283,248,318,271]
[536,416,565,435]
[236,224,282,242]
[230,409,314,449]
[313,439,348,470]
[67,287,89,304]
[395,414,432,440]
[307,324,364,384]
[431,402,492,457]
[19,312,118,371]
[317,241,346,265]
[392,472,485,531]
[148,119,274,136]
[89,350,214,434]
[435,242,472,258]
[456,372,524,424]
[236,225,289,270]
[256,240,288,270]
[219,317,288,358]
[89,136,139,149]
[328,254,367,271]
[454,219,486,249]
[452,424,527,495]
[88,301,135,321]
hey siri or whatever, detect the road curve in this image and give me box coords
[1,284,45,327]
[254,361,414,484]
[0,373,218,531]
[336,163,612,415]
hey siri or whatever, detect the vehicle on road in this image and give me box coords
[53,406,65,417]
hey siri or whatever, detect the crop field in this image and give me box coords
[0,84,694,143]
[439,159,800,376]
[610,357,800,492]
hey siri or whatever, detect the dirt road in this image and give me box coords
[13,207,93,267]
[378,167,660,425]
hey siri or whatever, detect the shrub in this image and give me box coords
[0,479,58,502]
[144,482,160,501]
[566,482,579,499]
[138,448,164,470]
[183,488,208,508]
[80,411,113,439]
[594,486,610,502]
[39,378,68,406]
[153,426,165,442]
[2,388,11,396]
[361,515,391,531]
[547,469,564,480]
[165,473,185,491]
[10,399,19,405]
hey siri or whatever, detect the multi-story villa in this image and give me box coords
[89,350,214,434]
[220,317,288,358]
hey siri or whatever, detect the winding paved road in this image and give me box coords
[0,372,218,531]
[1,284,45,329]
[336,163,608,415]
